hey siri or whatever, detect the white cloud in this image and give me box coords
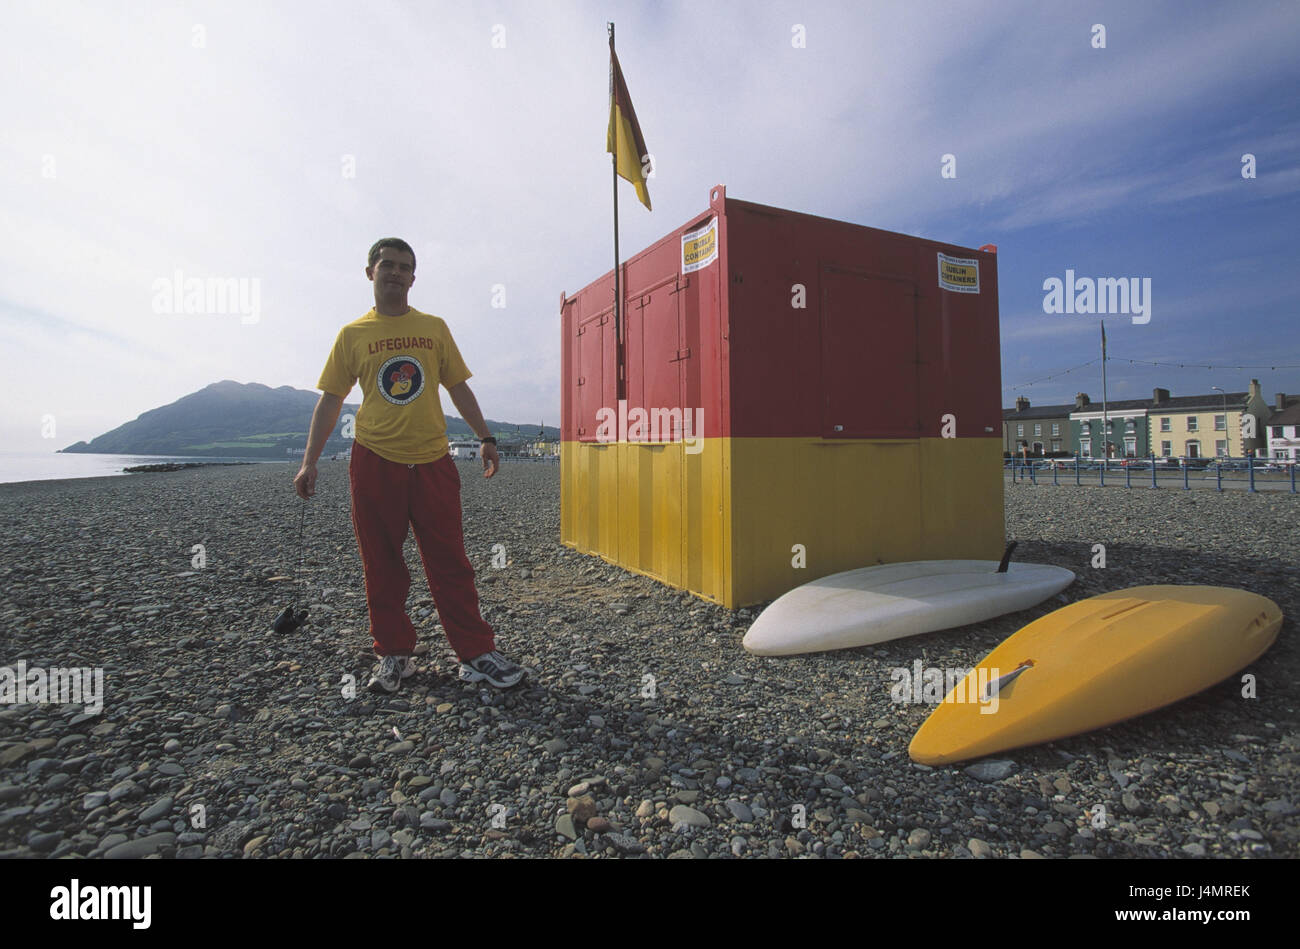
[1,0,1297,452]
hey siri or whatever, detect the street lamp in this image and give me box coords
[1211,386,1227,458]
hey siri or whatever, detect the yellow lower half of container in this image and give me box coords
[561,437,1005,609]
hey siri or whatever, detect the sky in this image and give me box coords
[2,0,1298,453]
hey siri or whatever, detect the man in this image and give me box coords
[293,238,525,692]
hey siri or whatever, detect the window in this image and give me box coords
[1080,441,1091,458]
[1214,415,1226,431]
[1080,422,1091,435]
[1216,440,1227,457]
[1275,450,1292,460]
[1124,437,1136,456]
[1051,439,1062,452]
[1016,424,1023,437]
[1051,423,1060,436]
[1161,440,1172,456]
[1274,426,1285,438]
[1187,416,1199,432]
[1125,417,1136,432]
[1160,417,1171,432]
[1186,440,1200,458]
[1033,424,1041,436]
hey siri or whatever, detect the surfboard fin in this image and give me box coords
[996,542,1018,574]
[982,659,1034,701]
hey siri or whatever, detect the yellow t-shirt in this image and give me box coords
[317,307,472,464]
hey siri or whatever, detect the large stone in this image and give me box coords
[668,805,710,829]
[138,796,173,823]
[107,779,140,802]
[605,833,645,854]
[83,791,109,811]
[725,800,754,823]
[0,744,33,767]
[104,833,175,859]
[963,760,1017,782]
[567,795,597,824]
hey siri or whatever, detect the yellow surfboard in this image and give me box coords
[908,585,1282,766]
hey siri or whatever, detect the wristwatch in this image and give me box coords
[480,436,497,446]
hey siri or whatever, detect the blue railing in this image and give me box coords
[1004,456,1297,492]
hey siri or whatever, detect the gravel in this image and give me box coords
[0,460,1295,859]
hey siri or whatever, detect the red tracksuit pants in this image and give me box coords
[348,440,495,661]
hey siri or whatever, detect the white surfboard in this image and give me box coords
[742,550,1075,656]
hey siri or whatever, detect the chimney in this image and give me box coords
[1249,378,1261,401]
[1075,392,1091,409]
[1152,387,1170,405]
[1277,393,1287,411]
[1015,396,1029,412]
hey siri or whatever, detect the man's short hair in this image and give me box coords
[368,238,416,269]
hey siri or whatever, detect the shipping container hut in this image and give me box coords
[560,185,1004,609]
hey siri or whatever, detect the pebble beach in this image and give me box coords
[1,460,1297,860]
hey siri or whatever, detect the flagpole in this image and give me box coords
[1101,319,1108,460]
[609,21,623,404]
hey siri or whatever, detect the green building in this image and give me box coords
[1069,394,1151,459]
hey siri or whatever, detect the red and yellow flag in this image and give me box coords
[607,40,652,211]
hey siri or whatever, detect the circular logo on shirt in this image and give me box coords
[377,355,426,405]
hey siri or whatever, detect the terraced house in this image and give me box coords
[1001,396,1073,456]
[1070,395,1150,459]
[1014,382,1276,460]
[1146,381,1269,459]
[1266,393,1300,463]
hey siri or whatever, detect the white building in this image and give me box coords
[1266,393,1300,463]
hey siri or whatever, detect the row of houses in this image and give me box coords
[1003,379,1300,461]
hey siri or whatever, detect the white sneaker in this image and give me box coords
[368,655,416,693]
[458,650,525,689]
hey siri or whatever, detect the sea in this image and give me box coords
[0,450,287,486]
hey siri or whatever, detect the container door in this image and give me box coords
[629,286,684,439]
[575,312,613,441]
[820,267,920,439]
[624,284,684,585]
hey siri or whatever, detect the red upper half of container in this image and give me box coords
[560,185,1001,442]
